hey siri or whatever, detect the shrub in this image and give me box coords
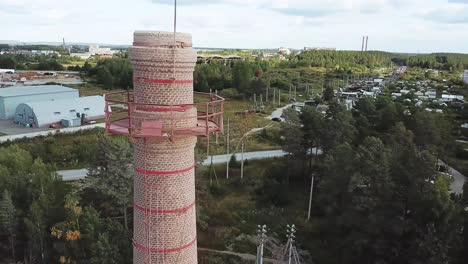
[220,88,241,99]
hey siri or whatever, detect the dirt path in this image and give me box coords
[245,122,274,137]
[233,103,292,151]
[266,103,295,120]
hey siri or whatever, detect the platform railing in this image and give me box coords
[104,91,224,138]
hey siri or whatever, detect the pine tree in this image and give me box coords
[0,190,16,261]
[86,136,133,230]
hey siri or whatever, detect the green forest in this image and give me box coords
[1,93,468,263]
[278,97,463,262]
[1,46,468,263]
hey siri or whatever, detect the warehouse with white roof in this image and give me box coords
[0,85,79,119]
[14,96,106,128]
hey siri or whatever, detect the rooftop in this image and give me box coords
[0,85,76,98]
[24,95,104,111]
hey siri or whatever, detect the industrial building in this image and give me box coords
[0,85,79,119]
[14,96,105,128]
[89,44,117,56]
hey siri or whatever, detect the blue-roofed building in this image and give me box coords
[0,85,79,119]
[15,96,106,128]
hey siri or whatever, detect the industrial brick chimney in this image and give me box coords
[104,31,224,264]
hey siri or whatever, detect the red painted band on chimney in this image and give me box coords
[135,105,193,112]
[133,238,196,254]
[135,77,193,84]
[133,201,195,215]
[132,42,191,47]
[134,164,195,176]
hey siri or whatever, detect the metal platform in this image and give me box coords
[104,91,224,139]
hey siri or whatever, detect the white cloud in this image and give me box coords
[0,0,467,52]
[418,3,468,24]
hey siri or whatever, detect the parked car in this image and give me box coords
[49,122,63,129]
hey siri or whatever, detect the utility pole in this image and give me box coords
[273,88,276,106]
[260,94,263,109]
[254,93,257,110]
[266,86,269,104]
[294,85,297,101]
[307,173,315,221]
[240,140,245,180]
[256,225,267,264]
[278,90,281,105]
[289,85,292,102]
[226,118,230,179]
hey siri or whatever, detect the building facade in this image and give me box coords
[0,85,79,119]
[89,44,117,56]
[14,96,105,127]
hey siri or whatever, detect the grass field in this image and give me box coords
[62,60,87,68]
[198,96,283,155]
[196,157,314,262]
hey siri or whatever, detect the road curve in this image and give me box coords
[449,166,466,195]
[58,150,294,181]
[268,103,295,120]
[57,149,466,196]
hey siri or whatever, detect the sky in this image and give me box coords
[1,0,468,53]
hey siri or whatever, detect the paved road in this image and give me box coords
[58,169,89,181]
[268,103,295,120]
[438,160,466,195]
[58,149,321,181]
[202,149,290,166]
[58,105,296,181]
[58,149,466,196]
[0,123,105,143]
[58,150,293,181]
[449,166,466,195]
[198,248,276,263]
[0,120,48,135]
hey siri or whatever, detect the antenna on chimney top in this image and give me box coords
[172,0,177,97]
[174,0,177,37]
